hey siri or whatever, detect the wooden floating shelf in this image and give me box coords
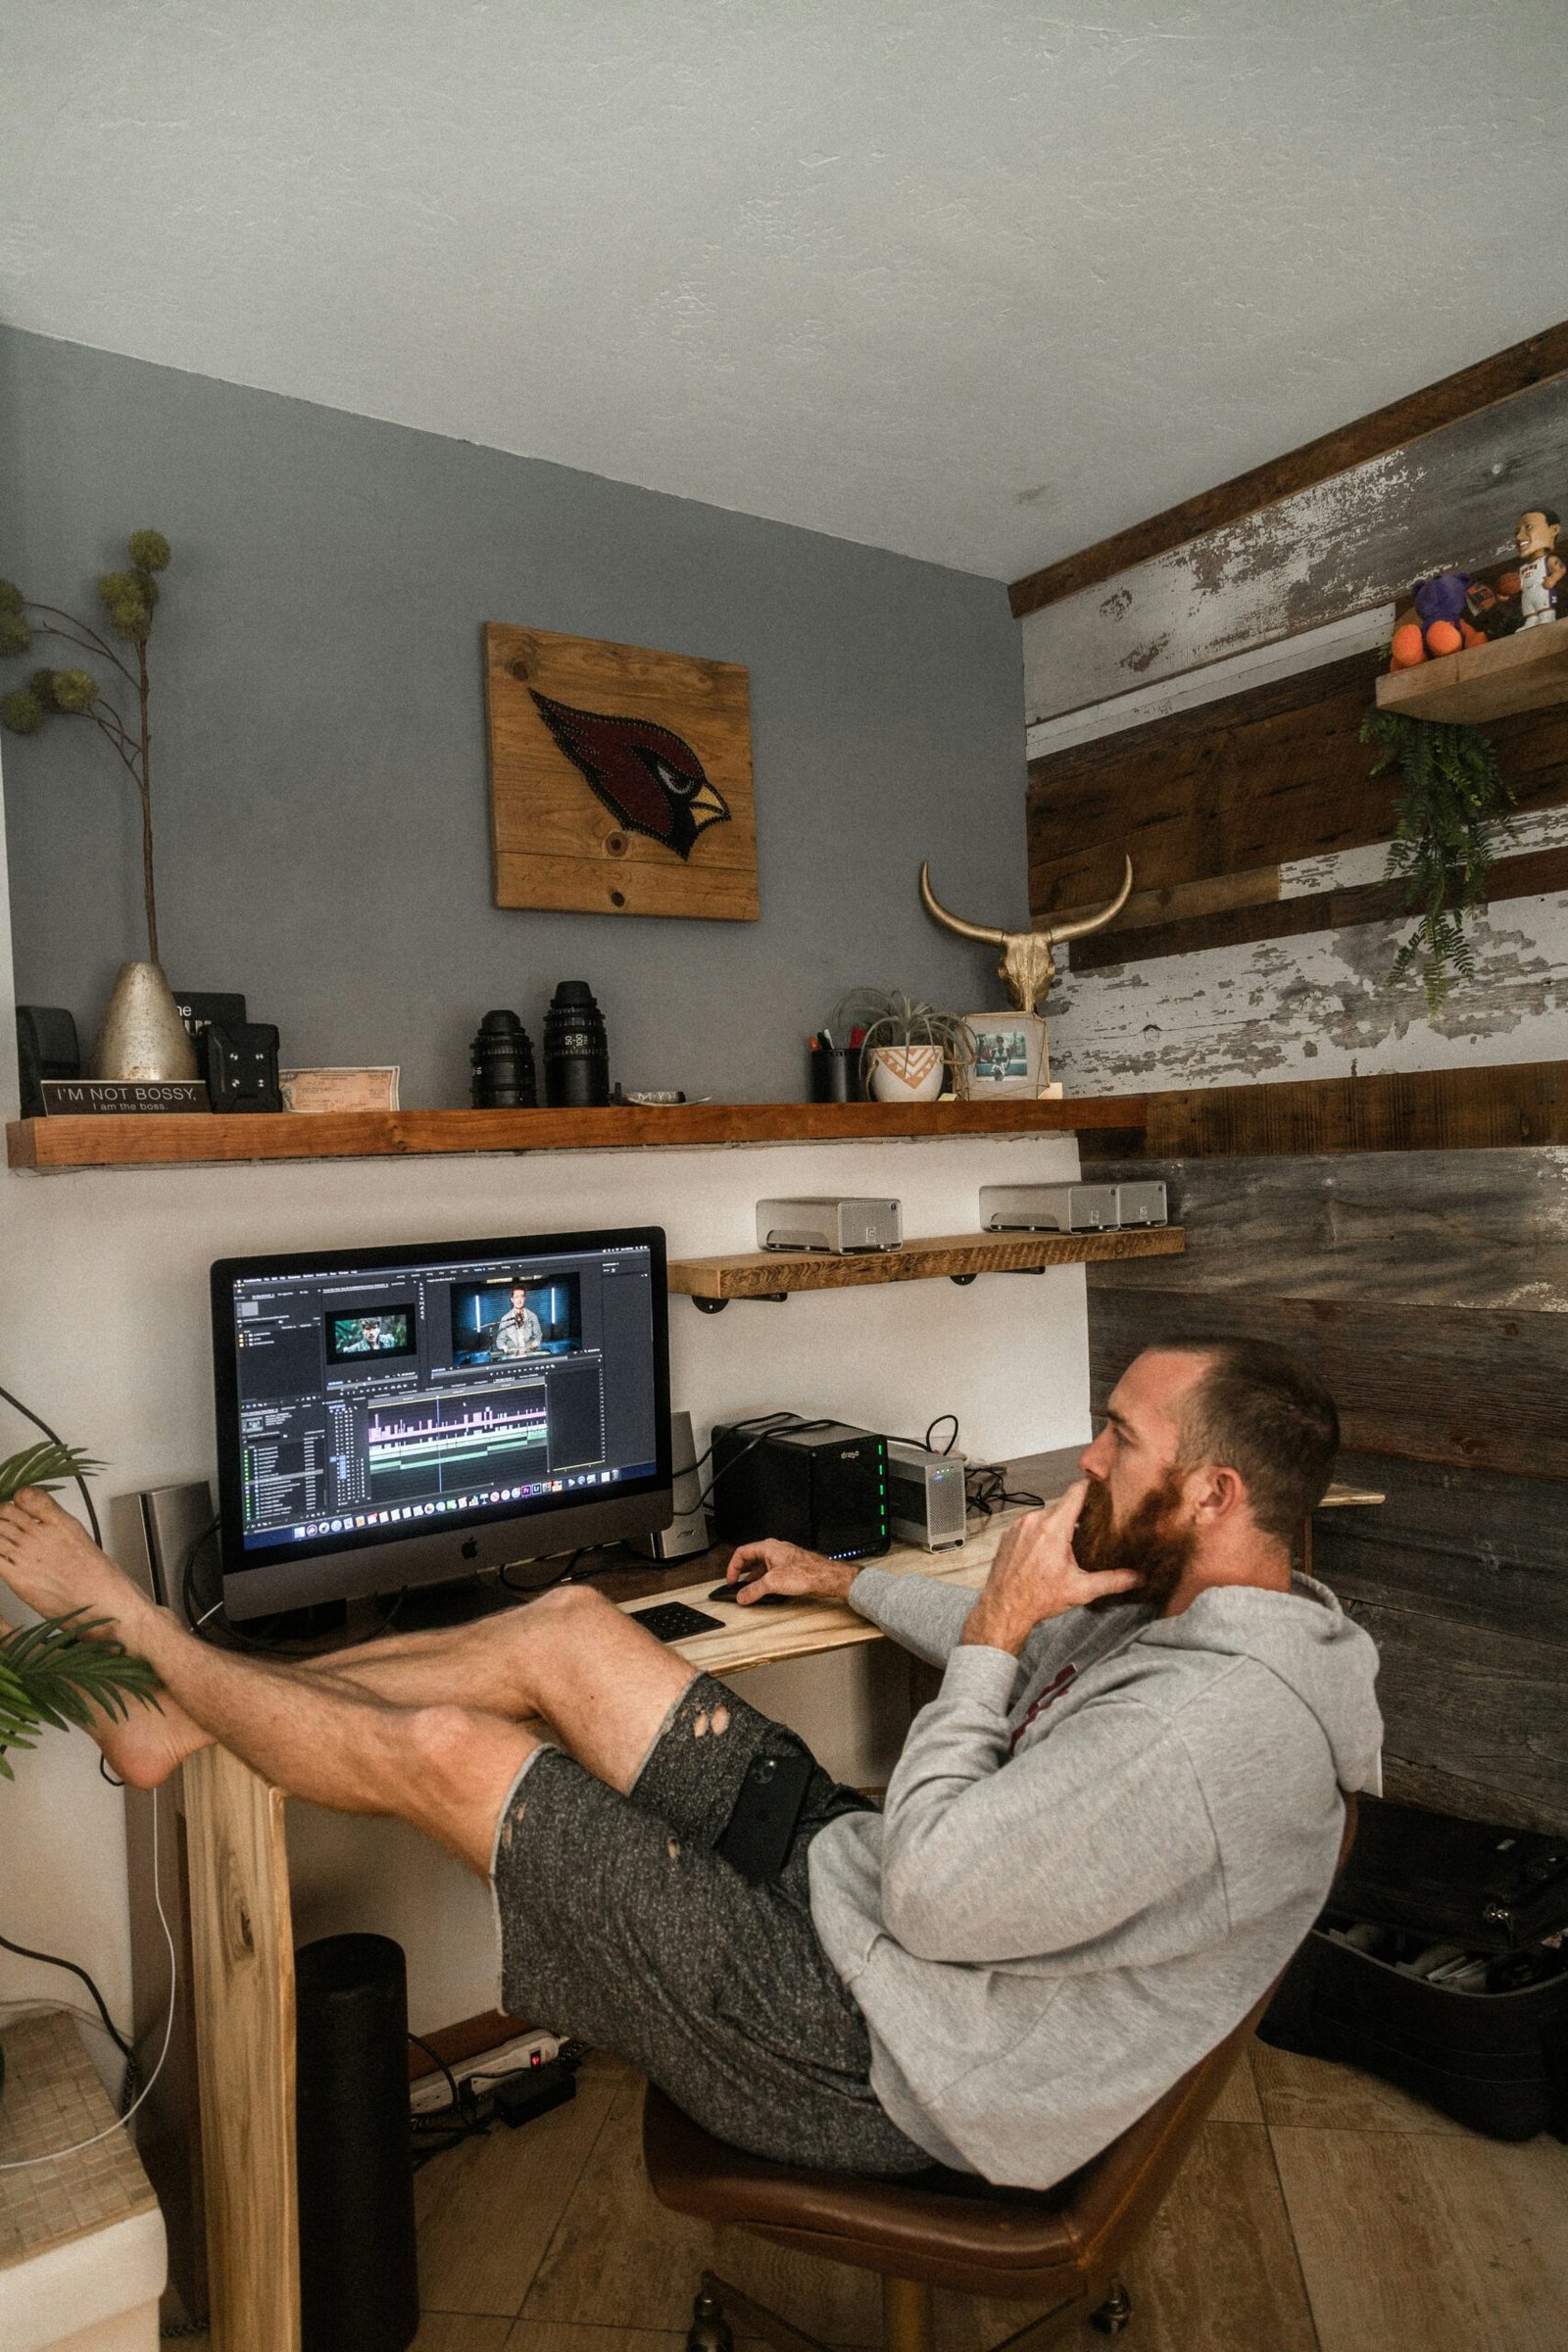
[4,1097,1148,1174]
[668,1224,1187,1304]
[1374,617,1568,724]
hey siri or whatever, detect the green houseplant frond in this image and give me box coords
[0,1439,103,1506]
[0,1614,163,1777]
[0,1441,161,1779]
[1361,710,1517,1013]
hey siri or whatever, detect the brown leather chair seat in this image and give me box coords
[643,1801,1357,2349]
[643,1990,1259,2342]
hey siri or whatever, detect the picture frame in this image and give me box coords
[956,1013,1062,1101]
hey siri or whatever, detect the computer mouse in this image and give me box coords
[707,1569,799,1607]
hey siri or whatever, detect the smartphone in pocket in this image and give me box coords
[715,1748,816,1884]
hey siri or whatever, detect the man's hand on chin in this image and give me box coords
[961,1480,1140,1656]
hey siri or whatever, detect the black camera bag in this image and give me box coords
[1261,1797,1568,2141]
[1329,1796,1568,1949]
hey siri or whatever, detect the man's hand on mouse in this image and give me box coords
[961,1480,1140,1657]
[721,1539,858,1605]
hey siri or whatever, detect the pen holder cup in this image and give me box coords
[808,1046,863,1103]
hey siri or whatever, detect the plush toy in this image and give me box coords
[1389,570,1488,669]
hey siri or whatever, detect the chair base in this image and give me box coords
[685,2268,1132,2352]
[1088,2278,1133,2335]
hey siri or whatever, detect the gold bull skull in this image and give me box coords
[918,856,1134,1014]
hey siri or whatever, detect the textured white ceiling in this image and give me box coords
[5,2,1566,579]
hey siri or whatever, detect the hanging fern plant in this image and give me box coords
[1360,710,1517,1013]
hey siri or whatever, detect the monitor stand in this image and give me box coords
[266,1599,349,1642]
[371,1568,549,1633]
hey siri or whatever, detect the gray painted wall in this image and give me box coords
[0,328,1024,1106]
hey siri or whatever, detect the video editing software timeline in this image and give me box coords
[211,1232,666,1609]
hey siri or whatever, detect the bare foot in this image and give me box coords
[0,1492,211,1788]
[92,1670,212,1788]
[0,1488,154,1637]
[103,1695,212,1788]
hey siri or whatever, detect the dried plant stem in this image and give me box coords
[27,605,137,687]
[136,640,157,963]
[1,540,174,970]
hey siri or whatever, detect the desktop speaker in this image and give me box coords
[132,1478,218,1623]
[295,1935,420,2352]
[633,1409,710,1561]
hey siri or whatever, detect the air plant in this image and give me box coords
[0,1441,161,1781]
[0,531,173,965]
[834,990,979,1090]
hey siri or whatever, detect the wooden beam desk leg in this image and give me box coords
[183,1747,301,2352]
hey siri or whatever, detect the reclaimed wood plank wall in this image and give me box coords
[1081,1144,1568,1833]
[1091,1059,1568,1157]
[1019,343,1568,1828]
[1020,368,1568,726]
[1022,362,1568,1096]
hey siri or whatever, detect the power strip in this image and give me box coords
[409,2030,564,2116]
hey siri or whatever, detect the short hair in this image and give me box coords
[1525,506,1560,527]
[1156,1338,1340,1548]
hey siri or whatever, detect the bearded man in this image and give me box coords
[0,1339,1380,2192]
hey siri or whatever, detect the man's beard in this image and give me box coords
[1074,1469,1198,1610]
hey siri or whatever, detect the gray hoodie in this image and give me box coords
[808,1564,1383,2188]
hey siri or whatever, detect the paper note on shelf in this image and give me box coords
[280,1066,401,1113]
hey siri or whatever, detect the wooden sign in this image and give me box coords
[484,624,759,921]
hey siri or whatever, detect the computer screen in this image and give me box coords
[211,1227,671,1619]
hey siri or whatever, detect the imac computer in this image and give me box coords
[211,1226,671,1621]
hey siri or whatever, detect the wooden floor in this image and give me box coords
[390,2041,1567,2352]
[168,2039,1566,2350]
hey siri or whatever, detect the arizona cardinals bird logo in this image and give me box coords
[529,690,731,861]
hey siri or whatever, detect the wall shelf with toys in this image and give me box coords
[1374,615,1568,725]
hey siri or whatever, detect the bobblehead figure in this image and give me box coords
[1514,508,1564,629]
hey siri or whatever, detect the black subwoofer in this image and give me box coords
[295,1934,420,2352]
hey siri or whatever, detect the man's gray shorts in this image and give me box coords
[492,1672,931,2176]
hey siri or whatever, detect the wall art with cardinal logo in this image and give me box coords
[484,623,760,921]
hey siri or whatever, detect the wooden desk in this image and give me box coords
[178,1470,1382,2352]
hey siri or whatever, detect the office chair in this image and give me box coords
[643,1799,1357,2351]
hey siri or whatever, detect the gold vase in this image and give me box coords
[91,961,200,1082]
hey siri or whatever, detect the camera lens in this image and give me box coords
[470,1009,537,1108]
[543,981,610,1107]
